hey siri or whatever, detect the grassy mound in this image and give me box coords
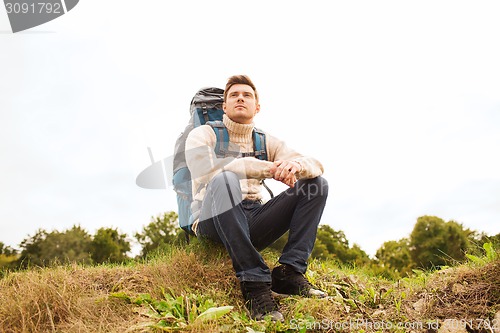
[0,242,498,332]
[408,261,500,319]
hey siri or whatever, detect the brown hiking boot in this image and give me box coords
[240,281,284,322]
[271,264,327,298]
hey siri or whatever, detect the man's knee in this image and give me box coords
[297,176,328,199]
[314,176,329,196]
[210,171,240,191]
[206,171,242,212]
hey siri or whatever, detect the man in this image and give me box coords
[185,75,328,321]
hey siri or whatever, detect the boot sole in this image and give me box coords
[243,306,284,322]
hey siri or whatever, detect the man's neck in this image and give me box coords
[223,114,254,138]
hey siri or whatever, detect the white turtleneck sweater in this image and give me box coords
[185,114,324,234]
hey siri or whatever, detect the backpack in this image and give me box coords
[172,87,269,235]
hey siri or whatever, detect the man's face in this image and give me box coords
[223,84,260,124]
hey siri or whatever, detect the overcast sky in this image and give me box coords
[1,1,499,257]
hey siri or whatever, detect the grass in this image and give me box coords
[0,241,499,332]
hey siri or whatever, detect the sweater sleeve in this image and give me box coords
[266,133,324,179]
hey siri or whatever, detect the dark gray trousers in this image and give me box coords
[197,171,328,282]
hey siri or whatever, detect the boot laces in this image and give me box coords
[284,266,313,292]
[243,283,278,314]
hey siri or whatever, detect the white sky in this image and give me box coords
[1,1,499,257]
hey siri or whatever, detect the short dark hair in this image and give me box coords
[224,75,259,102]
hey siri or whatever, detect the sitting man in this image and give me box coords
[185,75,329,321]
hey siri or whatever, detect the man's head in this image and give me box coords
[224,75,259,103]
[223,75,260,124]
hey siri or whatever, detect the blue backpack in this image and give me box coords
[172,87,269,235]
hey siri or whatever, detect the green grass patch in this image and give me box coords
[0,243,498,332]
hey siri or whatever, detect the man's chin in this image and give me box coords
[229,114,253,124]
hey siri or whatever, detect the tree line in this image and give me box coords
[1,212,498,278]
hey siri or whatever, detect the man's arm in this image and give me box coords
[266,133,324,187]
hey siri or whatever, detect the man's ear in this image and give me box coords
[222,102,227,113]
[254,103,261,115]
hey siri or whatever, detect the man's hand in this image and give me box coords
[269,160,302,187]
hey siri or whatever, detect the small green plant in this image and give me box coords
[363,286,377,307]
[394,291,406,315]
[466,242,497,265]
[409,269,429,287]
[111,288,233,330]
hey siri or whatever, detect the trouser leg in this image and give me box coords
[196,171,271,282]
[247,177,329,274]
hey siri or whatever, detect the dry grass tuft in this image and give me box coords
[417,260,500,319]
[0,265,141,332]
[0,245,238,333]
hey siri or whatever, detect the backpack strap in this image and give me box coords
[252,128,267,161]
[206,120,231,158]
[201,103,209,123]
[252,127,273,198]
